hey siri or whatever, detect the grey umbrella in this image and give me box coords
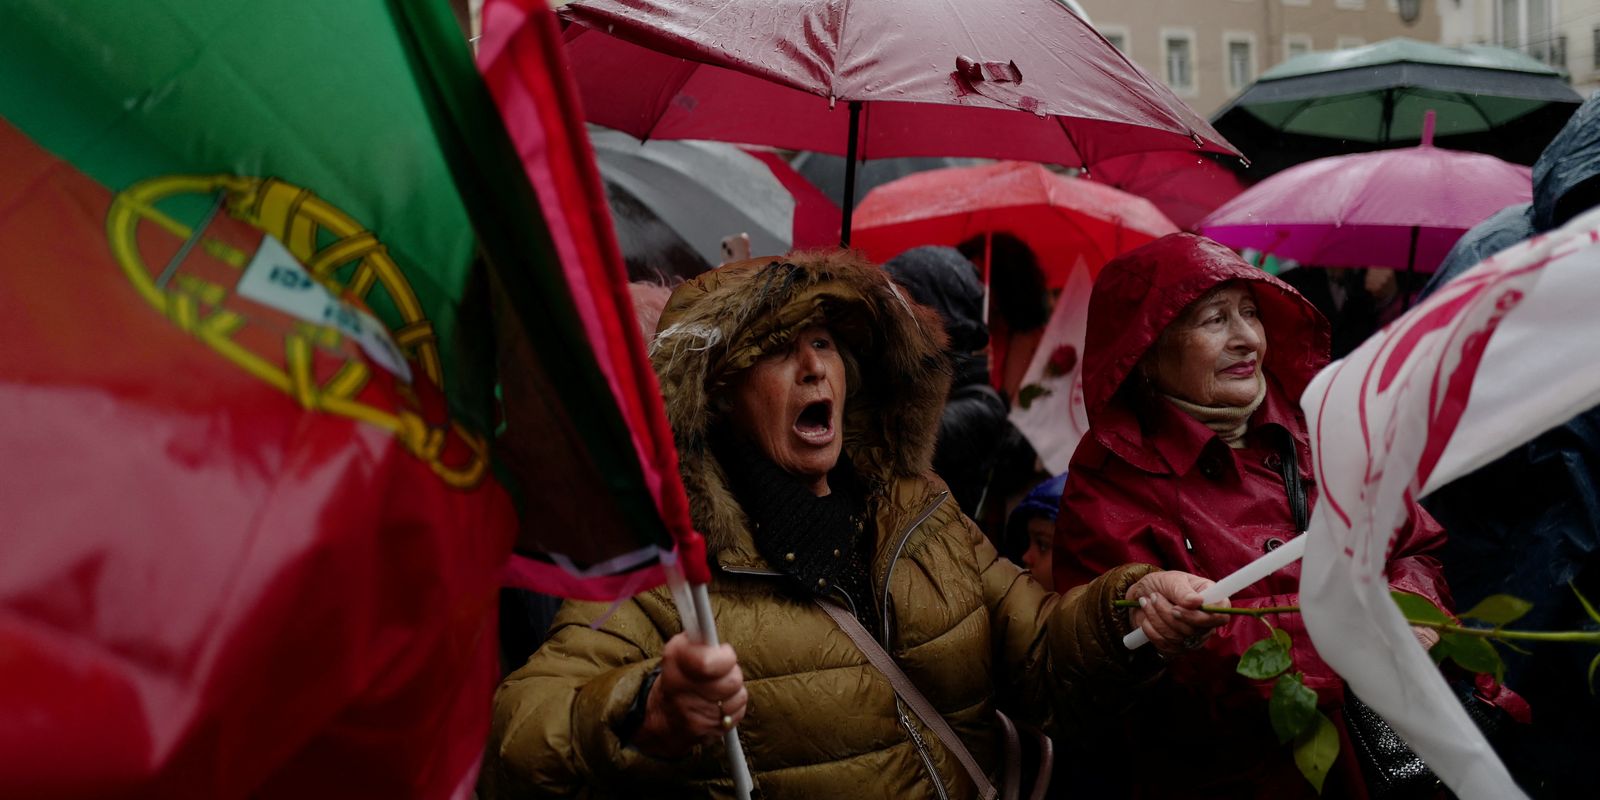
[590,127,800,267]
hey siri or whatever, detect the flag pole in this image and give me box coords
[664,533,754,799]
[1123,534,1307,650]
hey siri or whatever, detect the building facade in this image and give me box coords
[1075,0,1443,115]
[1439,0,1600,96]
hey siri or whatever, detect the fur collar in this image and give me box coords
[649,252,951,559]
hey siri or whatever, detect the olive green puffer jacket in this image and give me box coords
[486,253,1155,799]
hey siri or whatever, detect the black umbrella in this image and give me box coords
[1213,38,1582,177]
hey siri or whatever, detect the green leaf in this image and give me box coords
[1429,642,1452,665]
[1270,672,1320,743]
[1439,633,1505,682]
[1238,630,1294,680]
[1460,594,1533,627]
[1016,383,1051,410]
[1391,591,1449,625]
[1588,652,1600,697]
[1573,581,1600,626]
[1293,712,1340,794]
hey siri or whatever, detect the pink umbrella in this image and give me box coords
[1200,113,1532,273]
[1088,150,1246,232]
[852,161,1177,287]
[560,0,1238,242]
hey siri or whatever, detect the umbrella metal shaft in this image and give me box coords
[841,101,862,247]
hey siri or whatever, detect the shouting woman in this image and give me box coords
[486,250,1225,799]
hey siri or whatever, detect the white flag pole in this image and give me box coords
[1123,534,1307,650]
[662,543,753,800]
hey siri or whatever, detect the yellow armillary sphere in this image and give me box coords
[107,173,487,489]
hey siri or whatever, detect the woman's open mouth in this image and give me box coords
[1222,360,1257,378]
[793,400,836,444]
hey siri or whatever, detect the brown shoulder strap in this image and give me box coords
[814,599,998,800]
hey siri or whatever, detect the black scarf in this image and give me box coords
[712,427,878,635]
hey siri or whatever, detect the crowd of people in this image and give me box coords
[481,93,1600,800]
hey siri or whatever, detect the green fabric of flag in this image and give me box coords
[0,0,493,431]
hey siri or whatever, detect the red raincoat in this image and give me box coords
[1052,234,1450,799]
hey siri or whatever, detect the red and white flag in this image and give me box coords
[1008,256,1094,474]
[1300,208,1600,799]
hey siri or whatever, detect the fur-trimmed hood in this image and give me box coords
[650,251,951,557]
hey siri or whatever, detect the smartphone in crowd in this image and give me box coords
[720,232,751,265]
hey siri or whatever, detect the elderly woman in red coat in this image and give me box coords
[1052,233,1451,799]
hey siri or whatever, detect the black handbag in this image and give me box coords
[1345,680,1508,800]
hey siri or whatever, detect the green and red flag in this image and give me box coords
[1,0,690,794]
[477,0,706,596]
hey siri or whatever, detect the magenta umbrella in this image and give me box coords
[560,0,1238,243]
[1200,113,1532,274]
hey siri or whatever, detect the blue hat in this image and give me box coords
[1009,472,1068,529]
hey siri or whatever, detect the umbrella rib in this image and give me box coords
[1277,97,1325,131]
[1456,93,1498,130]
[641,62,702,142]
[832,0,853,96]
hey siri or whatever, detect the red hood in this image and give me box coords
[1083,233,1329,465]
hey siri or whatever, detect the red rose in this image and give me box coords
[1045,344,1078,377]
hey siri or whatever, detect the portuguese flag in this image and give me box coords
[1,0,691,795]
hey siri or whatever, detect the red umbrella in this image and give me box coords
[852,161,1178,287]
[1200,113,1532,274]
[559,0,1238,242]
[741,147,842,250]
[1087,150,1246,232]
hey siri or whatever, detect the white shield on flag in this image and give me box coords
[1299,208,1600,799]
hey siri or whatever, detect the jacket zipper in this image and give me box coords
[722,490,954,800]
[879,490,951,800]
[879,491,950,641]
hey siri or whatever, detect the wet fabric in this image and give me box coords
[0,4,533,795]
[1054,233,1451,799]
[1428,94,1600,287]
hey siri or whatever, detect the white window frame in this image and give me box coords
[1336,36,1367,50]
[1283,33,1315,62]
[1160,28,1198,97]
[1099,24,1131,55]
[1223,31,1258,93]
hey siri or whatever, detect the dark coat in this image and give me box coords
[1426,94,1600,291]
[1054,234,1451,799]
[884,246,1010,516]
[1417,94,1600,798]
